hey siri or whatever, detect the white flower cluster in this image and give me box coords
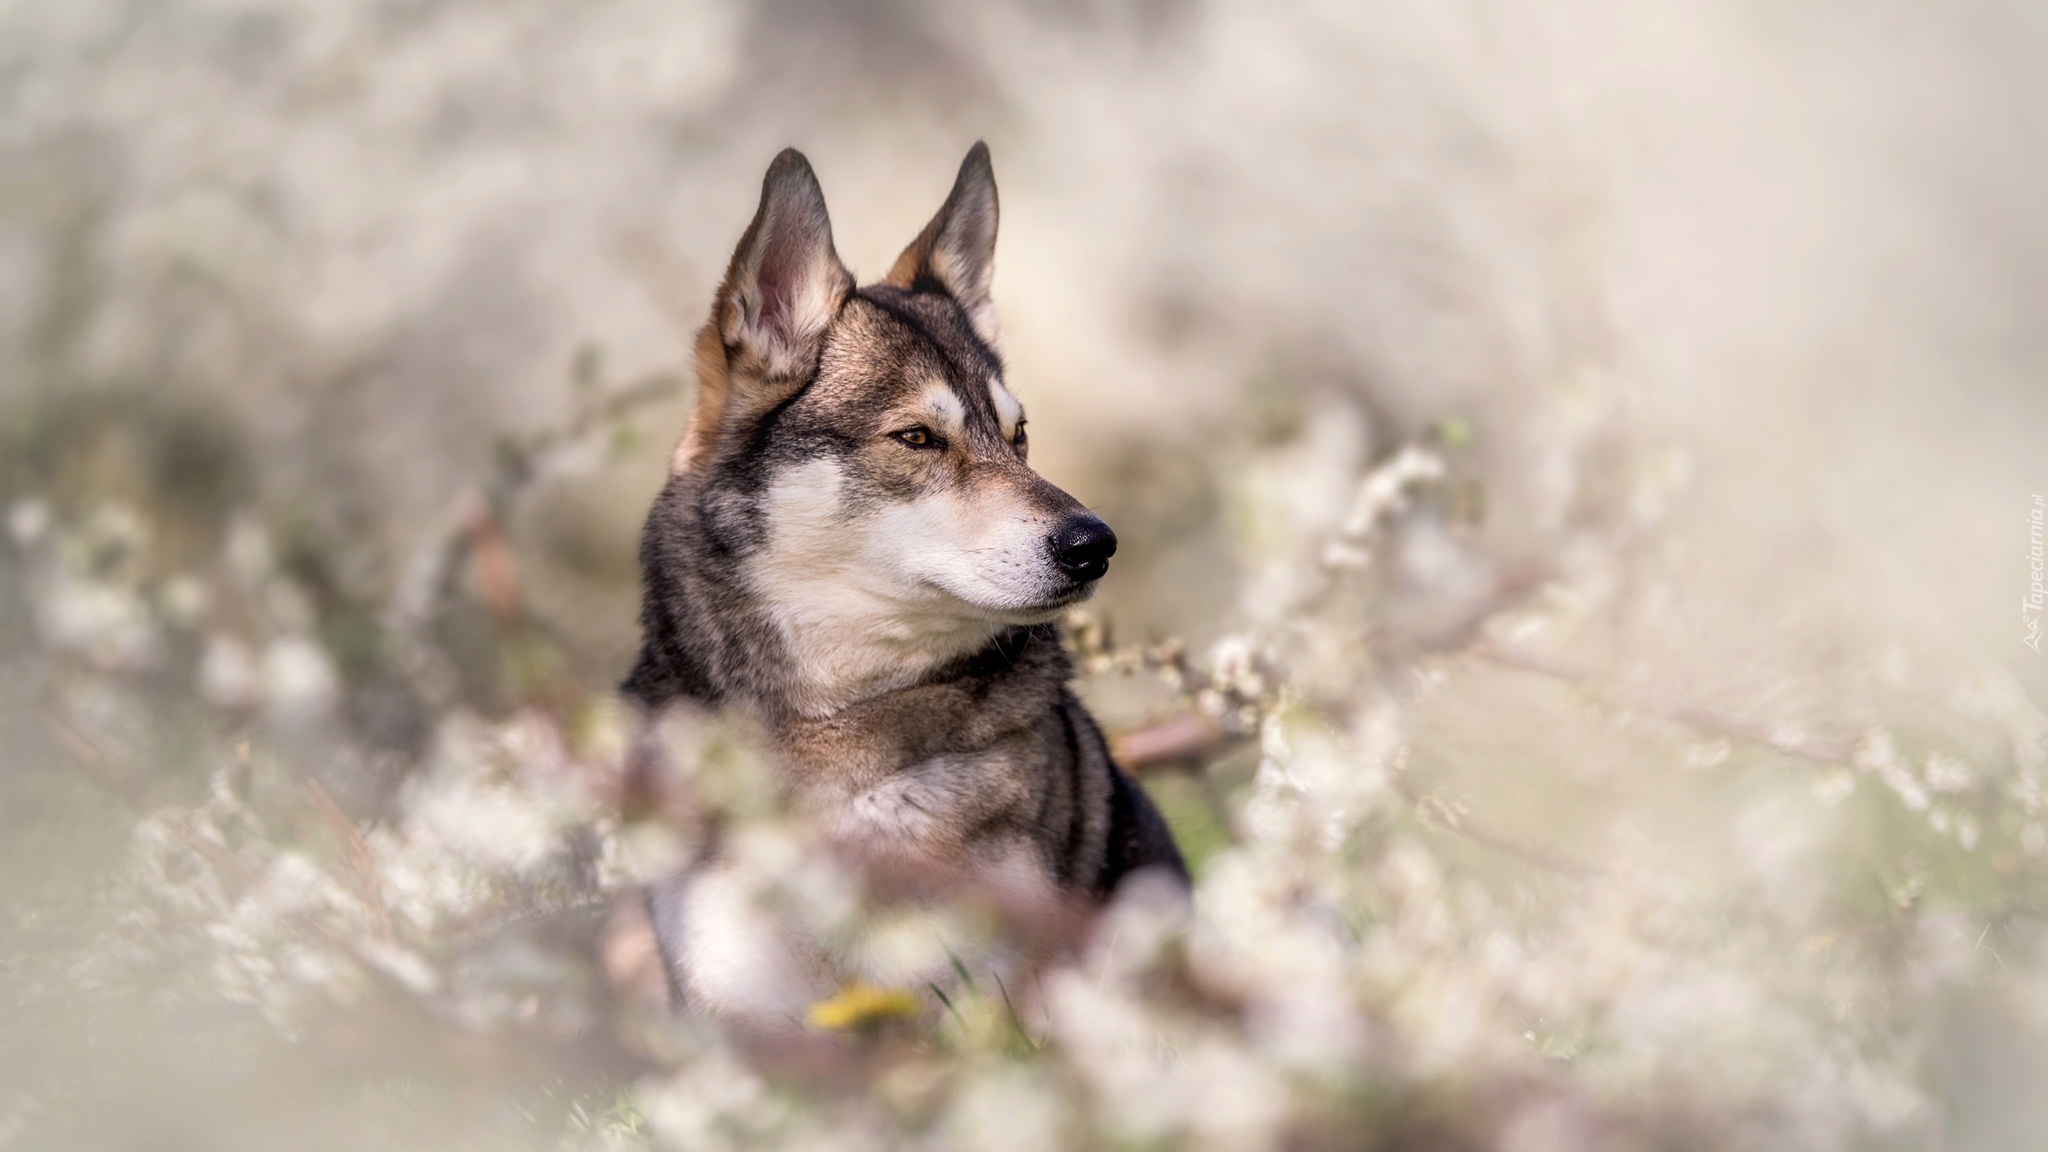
[10,396,2038,1151]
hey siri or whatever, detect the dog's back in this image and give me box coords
[628,144,1185,1022]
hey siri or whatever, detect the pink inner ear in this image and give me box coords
[754,217,820,342]
[757,248,794,340]
[756,254,795,340]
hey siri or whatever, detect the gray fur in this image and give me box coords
[625,144,1186,1018]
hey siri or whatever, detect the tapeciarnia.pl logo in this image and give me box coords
[2027,494,2045,655]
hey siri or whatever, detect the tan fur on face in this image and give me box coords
[916,381,966,440]
[989,378,1022,440]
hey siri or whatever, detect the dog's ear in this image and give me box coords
[674,149,853,474]
[719,148,853,379]
[883,141,999,344]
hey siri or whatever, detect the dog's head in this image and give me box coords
[663,145,1113,707]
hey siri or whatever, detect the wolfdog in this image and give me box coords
[625,143,1187,1022]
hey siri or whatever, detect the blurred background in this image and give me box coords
[2,1,2045,1149]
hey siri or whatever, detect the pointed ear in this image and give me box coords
[719,148,854,379]
[674,149,852,474]
[883,141,1000,343]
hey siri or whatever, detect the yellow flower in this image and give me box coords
[806,984,921,1031]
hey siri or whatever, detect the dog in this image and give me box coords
[624,143,1187,1024]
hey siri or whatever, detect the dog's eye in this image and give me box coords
[892,426,939,449]
[1011,423,1028,453]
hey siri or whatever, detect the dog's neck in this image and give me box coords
[627,585,1032,722]
[764,600,1010,719]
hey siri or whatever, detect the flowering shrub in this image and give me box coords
[4,379,2044,1151]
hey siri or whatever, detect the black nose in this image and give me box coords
[1049,515,1118,582]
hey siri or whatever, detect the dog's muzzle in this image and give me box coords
[1048,515,1118,583]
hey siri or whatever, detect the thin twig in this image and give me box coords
[1470,643,1856,768]
[1387,562,1554,656]
[42,710,148,809]
[303,778,396,942]
[1387,771,1603,876]
[1111,712,1231,773]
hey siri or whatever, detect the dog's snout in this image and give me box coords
[1048,515,1117,582]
